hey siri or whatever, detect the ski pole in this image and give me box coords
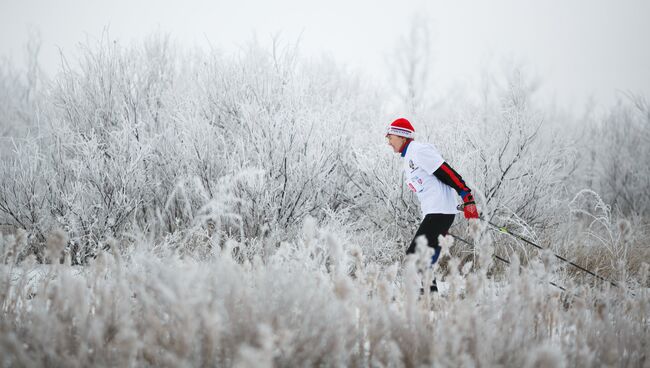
[484,217,620,288]
[456,204,620,289]
[448,232,567,292]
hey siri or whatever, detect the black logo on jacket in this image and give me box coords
[409,160,415,170]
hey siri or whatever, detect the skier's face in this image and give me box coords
[386,134,406,153]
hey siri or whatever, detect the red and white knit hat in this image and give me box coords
[386,118,415,139]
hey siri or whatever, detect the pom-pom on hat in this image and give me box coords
[386,118,415,139]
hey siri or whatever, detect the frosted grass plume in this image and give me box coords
[45,229,67,264]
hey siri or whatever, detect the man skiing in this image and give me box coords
[386,117,479,292]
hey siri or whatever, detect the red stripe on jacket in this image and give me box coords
[439,163,469,192]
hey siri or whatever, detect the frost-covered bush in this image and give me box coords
[0,223,647,367]
[0,32,648,282]
[0,35,382,263]
[577,95,650,217]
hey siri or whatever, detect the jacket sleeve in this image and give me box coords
[433,162,472,199]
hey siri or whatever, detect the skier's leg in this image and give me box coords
[409,214,454,293]
[428,214,455,264]
[409,214,455,261]
[429,214,455,292]
[406,215,434,255]
[406,215,436,294]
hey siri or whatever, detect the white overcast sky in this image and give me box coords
[1,0,649,112]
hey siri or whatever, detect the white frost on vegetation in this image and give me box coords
[0,32,649,366]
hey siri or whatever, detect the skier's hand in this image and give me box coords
[462,193,479,219]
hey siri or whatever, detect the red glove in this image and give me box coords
[462,193,479,219]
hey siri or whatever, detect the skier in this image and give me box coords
[386,117,479,292]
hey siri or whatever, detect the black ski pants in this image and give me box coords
[406,213,455,261]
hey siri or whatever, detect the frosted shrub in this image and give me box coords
[556,189,650,284]
[577,95,650,217]
[0,33,649,366]
[1,218,649,367]
[1,34,647,276]
[0,34,384,264]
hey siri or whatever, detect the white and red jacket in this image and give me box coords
[400,140,473,218]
